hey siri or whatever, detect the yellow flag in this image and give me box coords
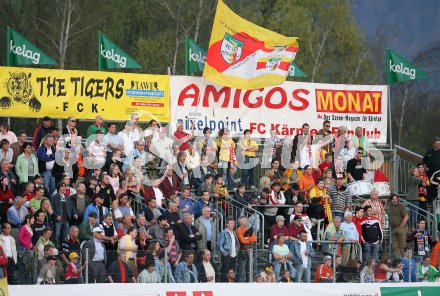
[204,0,299,90]
[0,277,9,296]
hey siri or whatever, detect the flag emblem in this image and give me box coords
[266,57,282,71]
[220,33,243,64]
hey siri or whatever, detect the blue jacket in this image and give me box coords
[83,203,109,223]
[193,200,214,219]
[290,239,314,266]
[217,228,240,256]
[402,257,417,282]
[37,145,56,173]
[51,193,77,222]
[174,262,198,283]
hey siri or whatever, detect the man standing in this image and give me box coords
[327,174,351,219]
[10,130,26,165]
[194,206,216,251]
[70,183,91,223]
[291,230,314,283]
[118,226,138,274]
[51,182,78,244]
[0,223,17,284]
[239,129,259,189]
[32,116,52,150]
[388,194,409,258]
[117,121,135,156]
[407,219,439,263]
[174,251,198,283]
[87,115,106,138]
[423,138,440,201]
[37,134,56,195]
[351,127,369,156]
[173,122,194,152]
[82,227,107,283]
[340,211,360,264]
[217,218,240,281]
[346,147,367,182]
[176,213,201,250]
[316,120,333,155]
[196,249,215,283]
[78,212,99,242]
[360,205,383,261]
[103,123,123,157]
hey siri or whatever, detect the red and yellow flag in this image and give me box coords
[203,0,299,90]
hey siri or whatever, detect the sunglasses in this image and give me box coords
[69,120,77,123]
[325,125,330,127]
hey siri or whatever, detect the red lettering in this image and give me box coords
[233,89,242,108]
[265,87,287,109]
[250,122,266,134]
[243,89,263,108]
[178,84,199,106]
[289,89,309,111]
[202,85,231,107]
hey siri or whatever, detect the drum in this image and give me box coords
[347,180,373,197]
[374,182,390,197]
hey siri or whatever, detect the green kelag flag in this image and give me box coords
[98,32,141,70]
[185,36,206,75]
[386,48,428,84]
[288,61,306,77]
[6,27,57,66]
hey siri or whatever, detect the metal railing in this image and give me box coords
[392,145,423,194]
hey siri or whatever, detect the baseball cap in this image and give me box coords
[293,215,302,221]
[47,255,57,261]
[92,226,104,233]
[336,174,343,179]
[275,215,285,222]
[69,252,79,259]
[125,120,134,126]
[43,116,51,121]
[324,255,332,261]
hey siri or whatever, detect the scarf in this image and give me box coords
[416,229,430,255]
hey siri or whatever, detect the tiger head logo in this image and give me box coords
[0,72,41,111]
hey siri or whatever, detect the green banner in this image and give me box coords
[288,61,306,77]
[185,36,206,75]
[386,48,428,84]
[381,286,440,296]
[98,32,141,70]
[6,27,57,66]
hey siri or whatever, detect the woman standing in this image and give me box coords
[18,214,34,253]
[15,143,39,184]
[216,128,236,190]
[108,163,122,197]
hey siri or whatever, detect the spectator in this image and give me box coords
[159,167,181,201]
[14,142,38,185]
[333,126,347,157]
[86,115,106,138]
[282,183,304,221]
[37,245,64,283]
[83,194,109,224]
[78,212,99,242]
[62,116,80,148]
[173,151,190,190]
[418,255,440,282]
[314,255,333,283]
[196,249,215,283]
[217,218,240,281]
[360,205,383,261]
[259,263,276,283]
[31,211,50,246]
[116,215,134,237]
[292,123,310,160]
[283,161,302,184]
[176,213,201,250]
[226,268,236,282]
[0,245,8,282]
[130,114,143,141]
[0,123,17,144]
[327,174,351,219]
[401,246,417,282]
[163,200,181,229]
[174,251,198,283]
[291,230,314,283]
[0,140,13,165]
[100,214,118,251]
[7,196,28,228]
[317,120,333,154]
[64,252,86,284]
[362,189,385,229]
[118,120,135,156]
[360,257,376,283]
[164,227,181,268]
[308,178,329,222]
[0,159,18,194]
[278,269,294,282]
[0,223,17,284]
[236,215,257,250]
[70,183,91,223]
[340,211,360,264]
[35,228,57,260]
[407,219,438,263]
[318,153,334,177]
[346,147,367,182]
[0,175,14,221]
[134,228,149,271]
[298,165,315,196]
[269,215,289,245]
[32,116,52,150]
[194,206,216,251]
[150,215,169,242]
[114,194,135,227]
[375,254,403,283]
[51,182,78,244]
[118,226,138,274]
[143,198,162,228]
[386,259,405,282]
[37,134,56,195]
[352,206,364,241]
[185,143,200,171]
[264,182,285,245]
[423,138,440,201]
[35,198,54,227]
[388,193,409,258]
[59,226,81,265]
[192,155,216,192]
[123,139,148,172]
[323,216,345,255]
[193,190,214,220]
[144,176,165,208]
[217,128,236,190]
[98,174,116,209]
[173,122,194,152]
[107,252,135,283]
[17,214,34,253]
[103,123,123,157]
[82,226,107,283]
[138,261,159,283]
[287,215,305,241]
[38,255,58,284]
[178,187,194,215]
[272,234,295,281]
[238,129,259,189]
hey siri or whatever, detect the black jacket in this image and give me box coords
[176,222,202,250]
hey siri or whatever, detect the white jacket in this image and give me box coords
[0,234,17,263]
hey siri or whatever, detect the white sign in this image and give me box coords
[170,76,388,143]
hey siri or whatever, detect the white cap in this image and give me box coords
[92,226,104,233]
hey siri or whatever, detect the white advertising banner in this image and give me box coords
[9,283,440,296]
[170,76,388,143]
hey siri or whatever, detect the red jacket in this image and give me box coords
[158,175,181,200]
[143,186,165,206]
[314,264,333,282]
[0,187,14,214]
[0,245,8,277]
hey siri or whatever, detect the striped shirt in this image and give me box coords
[327,185,351,213]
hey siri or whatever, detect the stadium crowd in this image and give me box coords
[0,115,439,285]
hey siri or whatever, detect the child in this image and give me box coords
[278,269,294,283]
[138,262,159,283]
[38,255,58,284]
[64,252,87,284]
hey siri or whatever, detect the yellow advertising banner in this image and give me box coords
[0,66,170,122]
[0,277,8,296]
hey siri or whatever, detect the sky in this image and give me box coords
[352,0,440,59]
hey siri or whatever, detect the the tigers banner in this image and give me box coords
[170,76,388,143]
[203,0,298,90]
[0,66,170,122]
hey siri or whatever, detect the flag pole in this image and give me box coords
[185,36,188,76]
[6,27,11,67]
[387,84,392,149]
[98,32,102,71]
